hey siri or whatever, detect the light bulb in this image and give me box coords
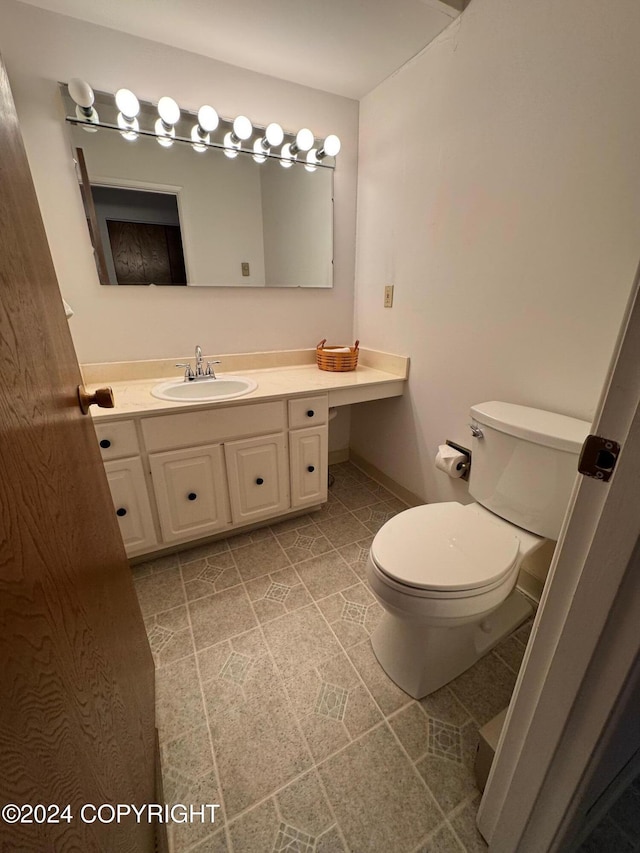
[305,149,318,172]
[279,143,294,168]
[155,116,175,147]
[223,131,239,159]
[265,122,284,147]
[68,78,94,109]
[232,115,252,141]
[198,105,219,133]
[320,134,341,158]
[117,112,139,141]
[115,88,140,120]
[252,139,267,164]
[157,96,180,126]
[191,125,208,152]
[294,127,314,153]
[68,78,99,128]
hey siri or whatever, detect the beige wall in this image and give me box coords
[0,1,358,363]
[351,0,640,505]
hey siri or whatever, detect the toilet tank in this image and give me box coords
[468,402,591,540]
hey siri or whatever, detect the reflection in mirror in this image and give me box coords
[62,88,335,288]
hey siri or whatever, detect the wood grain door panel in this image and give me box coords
[0,54,156,851]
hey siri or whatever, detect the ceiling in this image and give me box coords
[19,0,465,99]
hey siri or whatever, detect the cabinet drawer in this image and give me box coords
[149,444,231,543]
[104,457,157,555]
[95,420,139,460]
[224,433,289,525]
[290,426,328,508]
[142,401,286,452]
[288,395,328,429]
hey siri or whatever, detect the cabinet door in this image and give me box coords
[289,425,328,508]
[149,444,231,543]
[224,433,290,525]
[104,456,158,556]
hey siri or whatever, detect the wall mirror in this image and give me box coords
[61,87,335,287]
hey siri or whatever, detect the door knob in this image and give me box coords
[78,385,115,415]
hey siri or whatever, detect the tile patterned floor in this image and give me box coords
[132,462,532,853]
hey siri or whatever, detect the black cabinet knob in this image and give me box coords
[306,410,315,417]
[116,507,127,517]
[307,465,315,473]
[256,477,264,485]
[187,492,198,501]
[99,439,111,449]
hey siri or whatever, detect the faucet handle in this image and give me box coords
[176,362,195,381]
[206,360,221,378]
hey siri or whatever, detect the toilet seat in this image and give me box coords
[370,502,520,594]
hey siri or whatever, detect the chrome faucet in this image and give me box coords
[176,345,221,381]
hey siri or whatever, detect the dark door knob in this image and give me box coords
[256,477,264,485]
[116,507,127,517]
[307,465,315,472]
[99,438,111,449]
[187,492,198,501]
[306,410,315,417]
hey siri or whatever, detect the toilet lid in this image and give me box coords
[370,503,520,592]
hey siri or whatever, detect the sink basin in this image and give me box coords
[151,375,258,403]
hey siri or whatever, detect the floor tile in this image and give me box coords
[316,513,372,548]
[337,537,375,582]
[420,686,473,728]
[155,655,205,741]
[347,639,412,716]
[144,604,193,667]
[493,634,527,674]
[189,585,257,650]
[448,797,488,852]
[201,643,285,718]
[134,567,185,616]
[262,604,342,680]
[245,566,312,624]
[609,783,640,840]
[416,724,479,816]
[166,769,225,852]
[315,825,348,852]
[131,552,180,578]
[448,652,517,726]
[330,479,380,510]
[209,687,312,817]
[161,725,215,795]
[311,492,350,520]
[227,799,279,853]
[285,650,382,763]
[316,582,382,648]
[178,539,230,565]
[319,724,441,852]
[182,551,241,601]
[389,702,430,761]
[232,537,290,581]
[274,521,333,563]
[275,768,336,838]
[415,821,466,852]
[225,526,274,550]
[295,551,359,601]
[579,815,635,853]
[270,512,317,533]
[352,500,405,534]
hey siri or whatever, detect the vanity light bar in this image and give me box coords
[66,80,341,169]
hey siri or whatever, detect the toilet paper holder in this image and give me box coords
[445,440,472,481]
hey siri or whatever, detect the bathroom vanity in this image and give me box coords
[86,349,408,558]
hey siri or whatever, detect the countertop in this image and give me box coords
[85,348,409,422]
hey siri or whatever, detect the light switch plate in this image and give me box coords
[241,262,250,276]
[384,285,394,308]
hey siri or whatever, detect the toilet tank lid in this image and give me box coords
[470,402,591,453]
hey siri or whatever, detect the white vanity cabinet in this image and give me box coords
[225,433,289,524]
[149,444,231,543]
[95,419,158,555]
[95,393,329,558]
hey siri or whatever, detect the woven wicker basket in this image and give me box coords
[316,339,359,372]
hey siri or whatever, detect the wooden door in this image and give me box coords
[0,55,156,851]
[107,220,187,285]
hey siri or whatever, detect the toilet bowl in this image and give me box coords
[367,502,540,698]
[365,401,591,699]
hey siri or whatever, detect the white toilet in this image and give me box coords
[367,401,591,699]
